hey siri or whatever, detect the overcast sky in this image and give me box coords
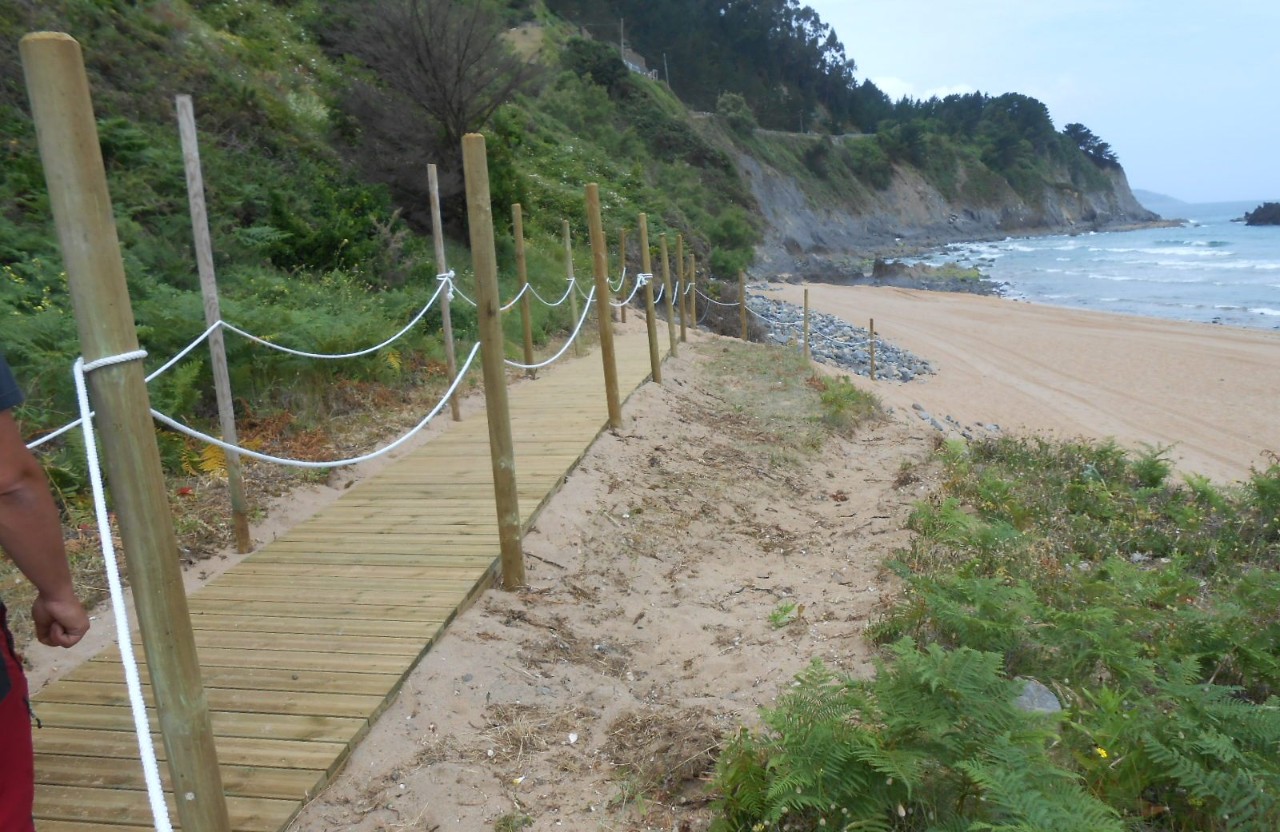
[804,1,1278,204]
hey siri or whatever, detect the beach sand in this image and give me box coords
[775,284,1279,483]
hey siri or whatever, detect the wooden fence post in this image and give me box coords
[618,226,628,323]
[22,33,231,832]
[461,134,524,588]
[659,233,677,357]
[176,94,250,554]
[689,254,698,327]
[803,288,811,360]
[676,234,687,343]
[638,213,661,383]
[512,203,535,377]
[869,317,877,381]
[428,164,462,421]
[586,184,622,429]
[738,270,748,341]
[563,220,582,358]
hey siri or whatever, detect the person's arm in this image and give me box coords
[0,410,89,648]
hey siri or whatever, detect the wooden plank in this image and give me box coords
[35,754,323,800]
[62,661,397,696]
[191,585,477,608]
[36,785,295,832]
[33,727,346,770]
[180,629,427,658]
[187,612,445,638]
[35,680,384,719]
[185,597,461,621]
[33,702,364,743]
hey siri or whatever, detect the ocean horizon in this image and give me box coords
[923,200,1280,331]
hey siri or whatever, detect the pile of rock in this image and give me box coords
[745,294,936,382]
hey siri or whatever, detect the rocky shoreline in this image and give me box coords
[746,291,936,383]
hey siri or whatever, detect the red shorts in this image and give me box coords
[0,601,36,832]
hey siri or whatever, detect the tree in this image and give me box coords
[325,0,539,226]
[1063,122,1119,167]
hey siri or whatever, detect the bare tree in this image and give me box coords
[326,0,538,227]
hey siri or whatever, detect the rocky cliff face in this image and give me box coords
[739,149,1159,280]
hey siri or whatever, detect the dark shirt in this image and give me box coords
[0,352,22,412]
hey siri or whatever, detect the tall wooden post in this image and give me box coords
[512,203,535,377]
[586,184,622,429]
[738,270,748,341]
[803,288,811,360]
[428,164,462,421]
[563,220,583,358]
[462,134,524,588]
[676,234,687,342]
[659,233,677,357]
[22,33,230,832]
[638,213,661,384]
[869,318,877,381]
[618,226,629,323]
[689,254,698,327]
[175,94,250,554]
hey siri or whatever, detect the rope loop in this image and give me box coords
[436,269,456,302]
[82,349,148,374]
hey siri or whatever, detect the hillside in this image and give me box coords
[3,0,1154,438]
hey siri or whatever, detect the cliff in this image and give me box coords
[735,139,1159,280]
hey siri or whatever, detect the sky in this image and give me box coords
[804,1,1279,204]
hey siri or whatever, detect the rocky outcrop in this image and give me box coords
[1244,203,1280,226]
[738,145,1160,281]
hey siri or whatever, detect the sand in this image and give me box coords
[20,295,1277,830]
[775,284,1279,483]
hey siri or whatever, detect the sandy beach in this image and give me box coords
[774,284,1279,483]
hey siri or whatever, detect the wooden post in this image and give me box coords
[869,317,877,381]
[22,33,231,832]
[738,270,748,341]
[586,184,622,429]
[175,95,250,555]
[659,233,677,357]
[461,134,524,588]
[638,213,661,384]
[803,288,811,360]
[618,226,628,323]
[512,203,535,377]
[563,220,583,358]
[428,164,462,421]
[676,234,687,343]
[689,253,698,327]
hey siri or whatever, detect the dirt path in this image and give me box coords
[285,340,936,832]
[775,284,1280,483]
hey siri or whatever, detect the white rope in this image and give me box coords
[746,304,870,349]
[221,280,447,361]
[436,270,455,302]
[27,324,223,451]
[696,288,739,308]
[72,351,174,832]
[652,283,664,305]
[609,265,627,293]
[499,282,530,313]
[575,281,593,301]
[528,280,575,308]
[609,273,648,308]
[451,282,477,307]
[151,343,479,469]
[504,286,597,370]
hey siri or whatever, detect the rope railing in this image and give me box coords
[73,350,173,832]
[609,272,649,308]
[504,286,597,370]
[26,281,451,451]
[151,342,480,470]
[695,288,738,307]
[498,281,530,313]
[609,265,627,293]
[528,279,576,308]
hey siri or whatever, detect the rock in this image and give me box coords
[1243,202,1280,226]
[1015,679,1062,714]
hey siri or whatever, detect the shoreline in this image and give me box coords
[772,282,1279,484]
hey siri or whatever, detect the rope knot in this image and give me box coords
[436,270,456,301]
[81,349,148,374]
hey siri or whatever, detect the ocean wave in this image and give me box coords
[1250,307,1280,317]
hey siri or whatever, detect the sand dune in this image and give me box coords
[776,284,1279,483]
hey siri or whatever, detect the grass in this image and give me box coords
[712,436,1280,830]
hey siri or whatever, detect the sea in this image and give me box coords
[920,201,1280,331]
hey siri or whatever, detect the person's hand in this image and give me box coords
[32,591,90,648]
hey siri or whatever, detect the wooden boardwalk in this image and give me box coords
[30,328,662,831]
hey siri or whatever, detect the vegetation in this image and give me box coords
[713,438,1280,830]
